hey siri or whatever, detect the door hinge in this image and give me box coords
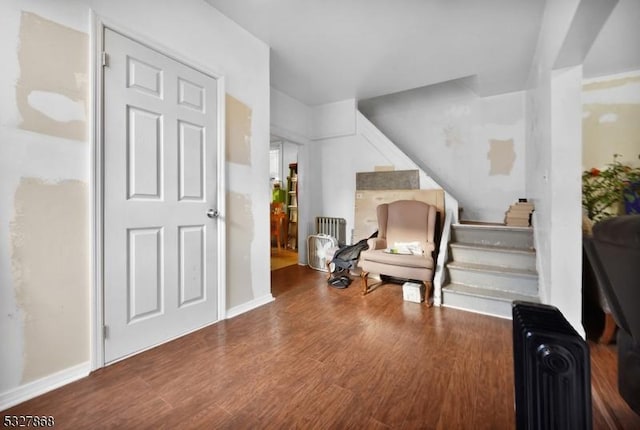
[103,325,109,339]
[101,51,109,67]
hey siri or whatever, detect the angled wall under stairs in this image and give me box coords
[442,223,539,318]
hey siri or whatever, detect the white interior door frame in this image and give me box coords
[269,133,309,262]
[91,13,226,370]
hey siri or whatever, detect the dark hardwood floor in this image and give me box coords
[4,265,639,429]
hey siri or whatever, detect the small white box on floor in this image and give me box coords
[402,282,424,303]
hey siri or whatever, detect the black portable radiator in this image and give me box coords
[512,301,592,430]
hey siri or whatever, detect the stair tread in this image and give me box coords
[450,242,535,254]
[443,283,539,302]
[447,261,538,277]
[452,223,532,232]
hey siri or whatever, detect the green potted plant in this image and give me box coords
[582,154,640,222]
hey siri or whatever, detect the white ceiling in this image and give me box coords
[205,0,639,105]
[583,0,640,79]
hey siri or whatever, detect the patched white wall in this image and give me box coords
[359,82,526,222]
[310,99,357,140]
[270,88,311,143]
[308,132,392,243]
[271,93,453,245]
[582,69,640,170]
[550,66,584,333]
[0,0,270,405]
[525,0,584,334]
[306,111,454,245]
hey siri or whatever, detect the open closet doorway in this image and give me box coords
[270,139,299,271]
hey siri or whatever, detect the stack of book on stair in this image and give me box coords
[505,201,534,227]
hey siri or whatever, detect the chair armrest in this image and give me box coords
[367,238,386,250]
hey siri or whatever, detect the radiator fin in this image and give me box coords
[315,217,346,246]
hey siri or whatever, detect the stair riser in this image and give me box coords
[448,267,538,296]
[450,247,536,271]
[442,290,512,319]
[453,228,533,249]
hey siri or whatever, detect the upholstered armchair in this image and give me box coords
[358,200,437,305]
[587,215,640,414]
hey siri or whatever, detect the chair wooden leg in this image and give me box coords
[599,312,617,344]
[423,281,433,307]
[361,272,370,295]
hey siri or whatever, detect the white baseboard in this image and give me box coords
[443,304,512,320]
[226,294,275,319]
[0,361,90,411]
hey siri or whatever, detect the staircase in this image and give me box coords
[441,224,539,318]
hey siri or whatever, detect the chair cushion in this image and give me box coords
[360,249,434,270]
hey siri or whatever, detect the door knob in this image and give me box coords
[207,209,219,219]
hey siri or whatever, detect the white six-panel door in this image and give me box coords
[103,28,219,363]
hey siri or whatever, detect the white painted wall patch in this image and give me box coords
[445,104,471,118]
[598,112,618,123]
[27,91,86,122]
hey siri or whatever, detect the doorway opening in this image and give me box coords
[270,140,299,270]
